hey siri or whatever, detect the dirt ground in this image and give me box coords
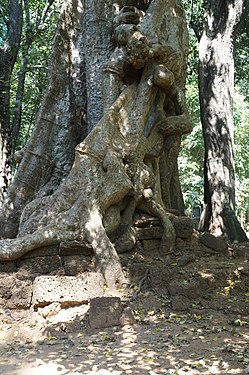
[0,234,248,375]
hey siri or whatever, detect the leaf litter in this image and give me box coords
[0,242,248,374]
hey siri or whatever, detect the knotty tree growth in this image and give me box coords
[0,0,191,287]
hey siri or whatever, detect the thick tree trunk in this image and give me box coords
[84,0,116,132]
[0,0,87,238]
[0,0,191,287]
[198,0,248,242]
[159,1,190,215]
[0,0,23,204]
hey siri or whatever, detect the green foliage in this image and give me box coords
[178,1,204,212]
[8,0,62,150]
[180,83,249,224]
[179,79,204,212]
[235,1,249,100]
[182,0,204,41]
[233,3,249,228]
[0,0,8,46]
[234,91,249,223]
[180,0,249,227]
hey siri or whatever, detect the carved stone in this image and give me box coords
[89,297,123,328]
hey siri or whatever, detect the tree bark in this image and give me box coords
[198,0,248,242]
[0,0,87,238]
[84,0,116,132]
[0,0,191,287]
[0,0,23,204]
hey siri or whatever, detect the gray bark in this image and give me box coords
[0,0,191,287]
[198,0,248,242]
[0,0,87,238]
[0,0,23,204]
[84,0,115,132]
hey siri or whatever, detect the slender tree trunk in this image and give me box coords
[11,0,62,161]
[198,0,248,242]
[11,37,31,156]
[0,0,23,204]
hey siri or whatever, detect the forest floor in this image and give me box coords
[0,234,248,375]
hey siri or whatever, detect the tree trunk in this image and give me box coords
[0,0,23,204]
[11,0,60,160]
[198,0,248,242]
[11,0,59,161]
[0,0,191,287]
[84,0,116,132]
[11,35,31,157]
[0,0,87,238]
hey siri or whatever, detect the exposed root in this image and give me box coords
[0,228,79,261]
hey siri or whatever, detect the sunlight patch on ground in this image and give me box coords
[85,369,122,375]
[16,361,73,375]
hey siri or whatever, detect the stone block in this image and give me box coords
[133,214,160,228]
[32,273,105,309]
[0,276,33,309]
[7,280,33,309]
[62,255,88,276]
[0,275,14,302]
[0,261,17,273]
[59,241,92,256]
[136,226,163,240]
[200,232,228,252]
[17,255,63,276]
[168,279,202,299]
[20,245,59,259]
[172,217,193,239]
[89,297,123,328]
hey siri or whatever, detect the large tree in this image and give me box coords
[0,0,191,287]
[198,0,248,242]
